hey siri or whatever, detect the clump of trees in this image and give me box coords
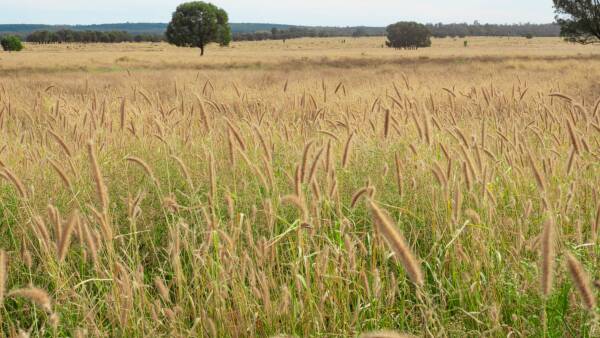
[26,30,164,44]
[166,1,231,56]
[1,35,23,51]
[386,22,432,49]
[553,0,600,44]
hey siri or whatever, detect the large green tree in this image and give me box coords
[386,22,432,49]
[553,0,600,44]
[166,1,231,56]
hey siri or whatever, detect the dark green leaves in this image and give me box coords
[385,22,432,49]
[1,36,24,52]
[166,1,232,55]
[553,0,600,44]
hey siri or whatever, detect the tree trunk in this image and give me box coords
[200,46,205,56]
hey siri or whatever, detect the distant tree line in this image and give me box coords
[232,23,560,42]
[233,26,384,41]
[26,29,165,44]
[10,22,562,45]
[426,22,561,38]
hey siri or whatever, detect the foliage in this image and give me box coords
[166,1,231,55]
[217,23,232,46]
[553,0,600,44]
[1,35,23,51]
[386,22,432,49]
[26,30,164,44]
[352,27,369,37]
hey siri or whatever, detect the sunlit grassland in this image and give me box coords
[0,37,600,337]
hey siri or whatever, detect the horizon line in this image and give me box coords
[0,21,558,28]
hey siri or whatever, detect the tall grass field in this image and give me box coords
[1,37,600,336]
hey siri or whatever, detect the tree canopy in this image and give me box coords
[166,1,231,55]
[1,35,23,52]
[386,22,432,49]
[553,0,600,44]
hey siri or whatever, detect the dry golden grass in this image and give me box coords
[0,37,599,336]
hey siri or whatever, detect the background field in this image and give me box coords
[2,37,600,71]
[1,37,600,337]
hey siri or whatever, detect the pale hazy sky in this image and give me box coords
[2,0,556,26]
